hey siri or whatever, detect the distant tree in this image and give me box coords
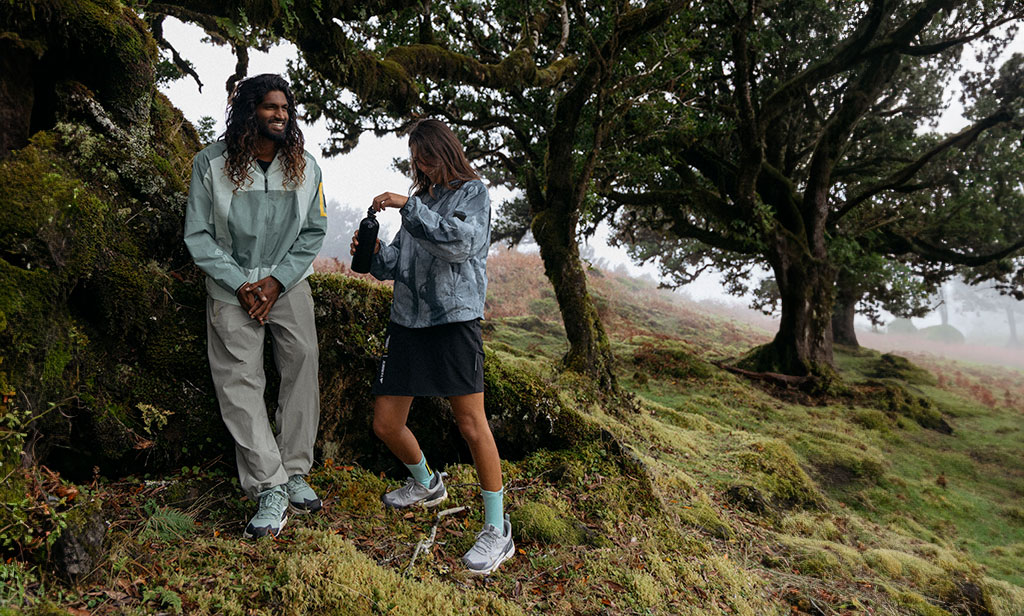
[318,199,364,263]
[952,278,1024,347]
[605,0,1024,379]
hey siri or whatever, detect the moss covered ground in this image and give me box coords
[2,251,1022,615]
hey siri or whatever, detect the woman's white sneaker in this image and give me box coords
[462,515,514,575]
[381,472,448,508]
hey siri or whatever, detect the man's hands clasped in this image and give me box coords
[236,276,282,325]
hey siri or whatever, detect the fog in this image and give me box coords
[158,19,1023,371]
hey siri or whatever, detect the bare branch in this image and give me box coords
[149,15,205,91]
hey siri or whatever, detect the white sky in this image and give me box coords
[157,18,1023,317]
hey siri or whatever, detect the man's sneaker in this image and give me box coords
[462,514,514,575]
[243,485,289,539]
[285,474,322,514]
[381,472,448,509]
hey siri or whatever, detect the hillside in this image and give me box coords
[3,250,1022,616]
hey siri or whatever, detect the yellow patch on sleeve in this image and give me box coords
[318,182,326,217]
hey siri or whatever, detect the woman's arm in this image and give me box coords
[400,181,491,263]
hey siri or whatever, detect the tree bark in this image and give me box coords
[531,205,618,392]
[832,269,860,347]
[937,285,949,326]
[744,228,836,378]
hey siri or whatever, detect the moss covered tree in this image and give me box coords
[606,0,1024,378]
[143,0,691,395]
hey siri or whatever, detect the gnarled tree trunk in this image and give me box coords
[531,205,618,392]
[744,228,836,378]
[832,269,860,347]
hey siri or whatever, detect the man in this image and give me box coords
[184,74,327,539]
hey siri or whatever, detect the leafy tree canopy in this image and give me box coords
[603,0,1024,376]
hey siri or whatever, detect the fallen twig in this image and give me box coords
[405,505,469,574]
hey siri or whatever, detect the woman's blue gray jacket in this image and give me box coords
[370,179,490,328]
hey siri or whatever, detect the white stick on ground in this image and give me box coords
[405,506,469,574]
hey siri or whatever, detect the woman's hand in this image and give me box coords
[350,231,380,256]
[371,192,408,212]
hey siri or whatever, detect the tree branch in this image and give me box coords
[831,108,1013,224]
[882,231,1024,266]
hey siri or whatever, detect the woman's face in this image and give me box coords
[411,146,442,184]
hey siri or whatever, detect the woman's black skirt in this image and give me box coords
[371,319,485,397]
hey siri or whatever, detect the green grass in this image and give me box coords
[8,253,1024,615]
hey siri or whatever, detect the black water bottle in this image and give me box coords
[350,207,379,274]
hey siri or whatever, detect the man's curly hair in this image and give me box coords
[223,74,305,190]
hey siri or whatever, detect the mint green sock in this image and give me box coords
[404,453,434,488]
[482,487,504,529]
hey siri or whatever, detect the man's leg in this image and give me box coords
[265,280,323,513]
[206,296,289,497]
[267,280,320,478]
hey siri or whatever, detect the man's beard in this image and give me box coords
[258,119,288,143]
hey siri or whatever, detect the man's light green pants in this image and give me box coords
[206,279,320,498]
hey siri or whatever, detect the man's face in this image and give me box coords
[255,90,289,143]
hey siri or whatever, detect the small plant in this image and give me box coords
[136,403,174,435]
[140,500,196,542]
[0,559,37,606]
[142,585,183,614]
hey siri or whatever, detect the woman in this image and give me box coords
[350,119,512,575]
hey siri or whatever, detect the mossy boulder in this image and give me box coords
[861,381,952,434]
[732,438,824,510]
[512,501,587,545]
[887,318,918,335]
[311,273,599,473]
[919,324,966,345]
[630,341,716,382]
[483,352,599,460]
[871,353,937,386]
[799,437,887,487]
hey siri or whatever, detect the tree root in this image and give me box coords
[714,362,816,388]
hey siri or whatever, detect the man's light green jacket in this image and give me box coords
[184,141,327,305]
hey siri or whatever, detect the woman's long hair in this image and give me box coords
[222,74,305,190]
[408,119,479,197]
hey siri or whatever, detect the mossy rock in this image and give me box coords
[776,537,864,580]
[484,351,599,460]
[851,408,890,431]
[732,438,824,510]
[630,341,716,382]
[512,501,587,545]
[891,591,954,616]
[919,324,965,345]
[677,493,734,539]
[871,354,937,386]
[51,497,107,583]
[861,381,952,434]
[311,273,598,473]
[800,438,887,486]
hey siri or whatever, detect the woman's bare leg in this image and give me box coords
[372,395,420,464]
[449,392,502,491]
